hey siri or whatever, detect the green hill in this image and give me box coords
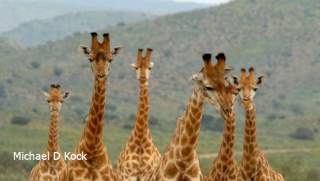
[0,0,96,34]
[1,11,158,47]
[0,0,320,180]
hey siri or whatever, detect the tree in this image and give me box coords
[11,116,31,125]
[291,127,314,140]
[53,67,63,76]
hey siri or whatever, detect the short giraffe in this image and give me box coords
[118,48,162,181]
[230,68,284,181]
[59,32,124,181]
[204,82,239,181]
[30,84,71,181]
[145,53,234,181]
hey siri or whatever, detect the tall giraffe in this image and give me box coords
[203,82,239,181]
[30,84,71,181]
[145,53,234,181]
[59,32,124,181]
[230,68,284,181]
[117,48,162,181]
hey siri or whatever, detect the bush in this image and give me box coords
[267,114,277,121]
[30,61,40,69]
[149,116,158,126]
[123,124,133,130]
[116,22,125,27]
[53,67,63,76]
[0,83,7,98]
[201,114,224,132]
[307,168,320,181]
[10,116,31,125]
[278,94,286,100]
[105,103,117,111]
[291,127,314,140]
[289,104,304,115]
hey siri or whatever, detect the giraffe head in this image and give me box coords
[221,82,238,121]
[77,32,124,84]
[130,48,154,85]
[190,53,234,120]
[41,84,72,116]
[229,67,266,109]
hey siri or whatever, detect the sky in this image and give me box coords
[173,0,230,4]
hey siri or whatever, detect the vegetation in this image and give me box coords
[291,127,315,140]
[10,116,31,125]
[1,11,157,47]
[0,0,320,179]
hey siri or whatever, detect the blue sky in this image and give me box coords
[173,0,230,4]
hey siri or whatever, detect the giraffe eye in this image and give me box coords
[89,59,93,63]
[205,86,213,91]
[148,68,152,70]
[109,59,113,63]
[61,101,64,103]
[253,88,258,91]
[47,100,50,103]
[135,68,138,70]
[237,89,241,92]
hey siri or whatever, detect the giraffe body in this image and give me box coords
[118,48,161,181]
[145,53,234,181]
[204,83,239,181]
[230,68,284,181]
[30,85,71,181]
[59,32,123,181]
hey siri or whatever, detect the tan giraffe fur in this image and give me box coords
[30,84,71,181]
[118,48,162,181]
[145,53,234,181]
[230,68,284,181]
[204,82,239,181]
[59,32,124,181]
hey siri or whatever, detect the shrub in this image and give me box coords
[149,116,158,126]
[291,127,314,140]
[116,22,125,27]
[0,82,7,98]
[201,114,224,132]
[105,103,117,111]
[289,104,304,115]
[53,67,63,76]
[10,116,31,125]
[123,124,133,130]
[30,61,40,69]
[278,94,286,100]
[267,114,277,121]
[307,168,320,181]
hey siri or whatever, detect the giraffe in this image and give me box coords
[30,84,71,181]
[203,82,239,181]
[117,48,162,181]
[229,68,284,181]
[59,32,124,181]
[145,53,234,181]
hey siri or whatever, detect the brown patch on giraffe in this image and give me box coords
[164,162,179,179]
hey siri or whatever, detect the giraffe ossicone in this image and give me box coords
[30,84,71,181]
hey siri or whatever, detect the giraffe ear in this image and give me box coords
[111,46,124,58]
[229,75,240,86]
[130,64,138,69]
[41,91,50,101]
[224,68,234,78]
[256,75,266,86]
[62,91,72,100]
[77,45,91,57]
[189,72,203,82]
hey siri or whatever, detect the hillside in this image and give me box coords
[1,11,158,47]
[13,0,211,12]
[0,0,320,180]
[0,0,96,34]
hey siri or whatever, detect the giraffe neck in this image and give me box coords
[243,103,259,160]
[171,88,204,161]
[46,113,61,163]
[81,78,107,161]
[217,114,236,161]
[132,84,150,140]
